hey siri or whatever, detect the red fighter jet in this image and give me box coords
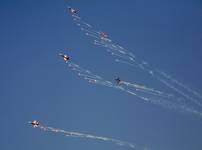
[100,32,108,39]
[100,32,111,42]
[59,53,70,62]
[29,120,40,128]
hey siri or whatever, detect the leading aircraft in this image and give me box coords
[59,53,70,62]
[68,7,78,14]
[29,120,40,128]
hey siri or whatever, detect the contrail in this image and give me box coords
[37,125,136,149]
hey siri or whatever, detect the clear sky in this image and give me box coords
[1,0,202,150]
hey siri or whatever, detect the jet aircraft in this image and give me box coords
[29,120,40,128]
[59,53,70,62]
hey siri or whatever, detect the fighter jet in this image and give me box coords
[68,7,78,14]
[29,120,40,128]
[100,32,111,42]
[115,77,121,84]
[59,53,70,62]
[100,32,108,38]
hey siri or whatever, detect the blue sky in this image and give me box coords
[1,0,202,150]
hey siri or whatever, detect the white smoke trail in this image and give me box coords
[68,11,202,109]
[155,73,202,108]
[157,70,202,102]
[72,14,92,28]
[115,59,137,67]
[66,61,160,103]
[62,61,202,118]
[121,81,173,99]
[118,86,202,117]
[38,125,136,149]
[80,27,100,36]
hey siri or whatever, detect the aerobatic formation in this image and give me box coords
[30,6,202,150]
[66,6,202,116]
[29,120,135,149]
